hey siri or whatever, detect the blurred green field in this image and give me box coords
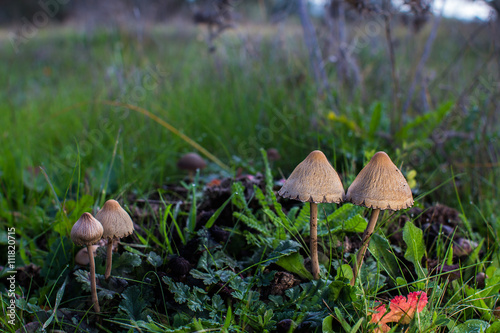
[1,19,497,233]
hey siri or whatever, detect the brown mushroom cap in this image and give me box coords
[71,213,104,246]
[75,245,99,266]
[267,148,281,161]
[346,151,413,210]
[95,200,134,240]
[278,150,345,203]
[177,153,206,171]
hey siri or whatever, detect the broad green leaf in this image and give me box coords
[434,314,450,326]
[268,295,284,307]
[163,276,191,305]
[187,286,208,312]
[326,203,365,223]
[397,100,453,140]
[113,251,142,275]
[74,270,116,300]
[320,214,367,235]
[328,280,355,303]
[451,319,490,333]
[191,268,218,285]
[403,221,425,275]
[16,299,43,314]
[211,294,226,316]
[335,264,353,281]
[119,285,151,321]
[351,317,364,333]
[223,304,232,330]
[147,251,163,268]
[266,240,302,265]
[368,102,382,138]
[486,322,500,333]
[369,233,401,281]
[275,252,314,280]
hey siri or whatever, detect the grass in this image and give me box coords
[0,12,499,332]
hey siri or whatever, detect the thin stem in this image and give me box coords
[351,208,380,286]
[310,202,319,280]
[87,245,100,313]
[105,240,113,280]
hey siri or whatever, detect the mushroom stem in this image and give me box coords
[351,208,380,286]
[87,245,100,313]
[310,202,319,280]
[105,239,113,280]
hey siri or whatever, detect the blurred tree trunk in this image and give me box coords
[297,0,331,99]
[327,0,361,89]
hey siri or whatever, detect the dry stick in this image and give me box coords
[402,5,444,117]
[310,202,319,280]
[87,245,100,313]
[105,240,113,280]
[350,209,380,286]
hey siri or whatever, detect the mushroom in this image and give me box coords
[266,148,281,162]
[177,152,206,180]
[346,151,413,286]
[278,150,344,279]
[71,212,104,313]
[75,245,99,266]
[95,200,134,280]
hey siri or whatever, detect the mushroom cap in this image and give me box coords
[267,148,281,161]
[278,150,345,203]
[177,152,206,171]
[346,151,413,210]
[74,245,99,266]
[71,213,104,246]
[95,199,134,240]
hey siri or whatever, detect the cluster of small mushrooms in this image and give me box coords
[70,150,411,311]
[278,150,413,284]
[70,200,134,313]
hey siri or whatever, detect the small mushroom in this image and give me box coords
[95,200,134,280]
[266,148,281,162]
[71,212,104,313]
[75,245,99,266]
[278,150,344,279]
[177,152,206,180]
[346,151,413,286]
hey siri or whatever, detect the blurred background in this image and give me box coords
[0,0,499,236]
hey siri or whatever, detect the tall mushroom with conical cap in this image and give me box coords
[71,212,104,313]
[347,151,413,286]
[278,150,344,279]
[95,200,134,280]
